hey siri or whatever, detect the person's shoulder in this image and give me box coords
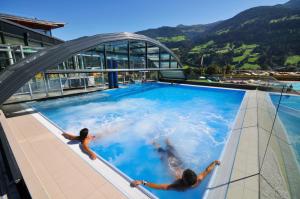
[168,179,188,191]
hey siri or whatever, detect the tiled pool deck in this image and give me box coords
[0,89,297,199]
[204,90,260,199]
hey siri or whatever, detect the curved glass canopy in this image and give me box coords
[0,32,183,104]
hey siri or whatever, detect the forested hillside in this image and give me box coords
[137,0,300,71]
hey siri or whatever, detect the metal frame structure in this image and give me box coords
[0,32,182,104]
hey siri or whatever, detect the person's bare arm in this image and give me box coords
[194,160,220,186]
[82,139,97,160]
[131,180,170,190]
[62,133,79,141]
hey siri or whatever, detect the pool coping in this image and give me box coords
[158,81,247,92]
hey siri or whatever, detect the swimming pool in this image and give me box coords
[270,93,300,165]
[291,82,300,91]
[31,83,245,199]
[280,81,300,91]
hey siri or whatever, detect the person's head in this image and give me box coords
[182,169,197,186]
[79,128,89,142]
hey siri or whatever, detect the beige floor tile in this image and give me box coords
[244,188,258,199]
[227,180,244,199]
[18,142,65,198]
[242,108,257,128]
[87,190,108,199]
[231,127,258,181]
[227,175,258,199]
[247,97,257,109]
[244,175,258,192]
[62,180,95,199]
[231,169,246,181]
[99,182,127,199]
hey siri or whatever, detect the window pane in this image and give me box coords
[5,35,25,45]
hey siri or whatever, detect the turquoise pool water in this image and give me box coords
[291,82,300,91]
[280,82,300,91]
[31,83,245,199]
[270,94,300,165]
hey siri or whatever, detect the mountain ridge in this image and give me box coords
[136,0,300,70]
[284,0,300,9]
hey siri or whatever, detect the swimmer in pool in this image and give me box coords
[62,128,97,160]
[153,139,185,179]
[131,139,220,191]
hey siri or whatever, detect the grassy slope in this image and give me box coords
[157,35,186,43]
[285,55,300,65]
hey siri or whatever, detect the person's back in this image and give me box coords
[131,139,221,191]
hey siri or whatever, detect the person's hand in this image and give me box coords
[215,160,221,165]
[130,180,142,187]
[90,153,97,160]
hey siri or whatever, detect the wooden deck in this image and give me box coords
[0,110,130,199]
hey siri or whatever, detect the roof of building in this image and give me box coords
[0,13,65,30]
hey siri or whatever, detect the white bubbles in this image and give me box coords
[56,94,232,170]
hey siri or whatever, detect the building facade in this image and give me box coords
[0,13,64,72]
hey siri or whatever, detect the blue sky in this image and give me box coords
[2,0,288,40]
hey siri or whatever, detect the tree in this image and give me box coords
[206,65,221,75]
[225,65,234,74]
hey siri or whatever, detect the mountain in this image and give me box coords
[137,22,219,50]
[137,0,300,71]
[138,22,220,40]
[284,0,300,9]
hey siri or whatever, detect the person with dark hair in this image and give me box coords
[62,128,97,160]
[130,139,220,191]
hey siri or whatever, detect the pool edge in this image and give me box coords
[29,107,158,199]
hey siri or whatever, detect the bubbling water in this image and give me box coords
[32,84,244,199]
[58,96,230,170]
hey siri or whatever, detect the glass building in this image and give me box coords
[0,32,184,104]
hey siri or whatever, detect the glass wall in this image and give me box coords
[0,44,42,73]
[106,41,127,69]
[4,35,25,45]
[147,45,159,68]
[258,86,300,199]
[4,39,181,104]
[130,41,146,69]
[48,40,179,72]
[160,49,170,68]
